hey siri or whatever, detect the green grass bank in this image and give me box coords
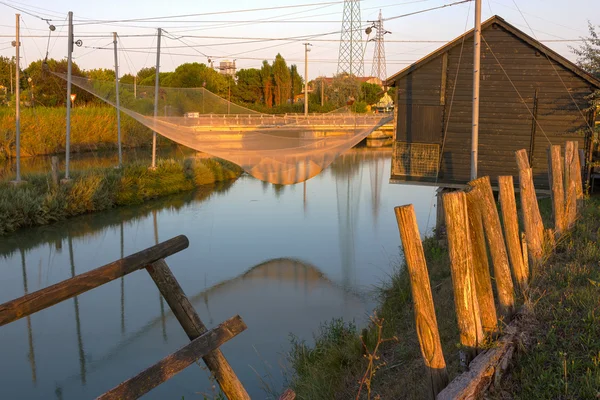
[0,106,154,158]
[0,157,242,235]
[287,197,600,399]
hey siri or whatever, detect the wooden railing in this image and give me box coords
[0,235,251,400]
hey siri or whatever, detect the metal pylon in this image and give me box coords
[369,10,390,82]
[337,0,364,76]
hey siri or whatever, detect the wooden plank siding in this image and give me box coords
[389,17,598,189]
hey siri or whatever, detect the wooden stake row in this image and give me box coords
[395,141,583,398]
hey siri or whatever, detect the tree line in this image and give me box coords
[0,52,393,113]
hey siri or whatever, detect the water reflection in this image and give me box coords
[0,147,437,399]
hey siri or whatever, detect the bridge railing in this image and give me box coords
[169,113,394,128]
[0,235,251,400]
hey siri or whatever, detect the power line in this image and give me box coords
[67,1,349,25]
[384,0,473,21]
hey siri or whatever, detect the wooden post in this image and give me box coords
[515,149,544,262]
[465,189,497,334]
[0,236,189,327]
[521,232,529,276]
[548,145,565,234]
[98,316,247,400]
[51,156,59,186]
[395,205,449,398]
[442,192,484,363]
[498,176,528,292]
[564,142,577,229]
[146,259,250,400]
[467,177,515,318]
[573,141,583,199]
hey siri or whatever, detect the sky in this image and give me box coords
[0,0,598,81]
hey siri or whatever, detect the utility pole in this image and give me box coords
[471,0,481,180]
[113,32,122,167]
[303,43,312,116]
[151,28,161,170]
[65,11,73,181]
[12,14,22,183]
[133,74,136,99]
[321,77,324,107]
[9,57,13,95]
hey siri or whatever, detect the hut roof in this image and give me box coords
[385,15,600,89]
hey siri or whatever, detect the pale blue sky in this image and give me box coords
[0,0,597,80]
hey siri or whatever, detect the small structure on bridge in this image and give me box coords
[385,15,600,189]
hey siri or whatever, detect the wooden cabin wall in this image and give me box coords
[393,22,593,189]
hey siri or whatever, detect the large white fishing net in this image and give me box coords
[56,73,392,184]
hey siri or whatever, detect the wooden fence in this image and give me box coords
[0,235,251,400]
[394,142,584,399]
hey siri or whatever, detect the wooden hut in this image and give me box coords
[386,15,600,189]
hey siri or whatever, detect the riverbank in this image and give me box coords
[0,157,242,235]
[492,196,600,398]
[287,197,569,399]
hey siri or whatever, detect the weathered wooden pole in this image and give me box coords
[498,176,528,292]
[465,189,497,334]
[468,177,515,318]
[548,145,565,234]
[443,192,484,363]
[146,259,250,400]
[515,149,544,262]
[395,205,448,398]
[573,141,583,199]
[564,142,577,229]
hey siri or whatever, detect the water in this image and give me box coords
[0,147,436,399]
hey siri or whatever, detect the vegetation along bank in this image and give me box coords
[288,197,600,399]
[0,157,242,235]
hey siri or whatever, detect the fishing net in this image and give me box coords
[54,73,393,184]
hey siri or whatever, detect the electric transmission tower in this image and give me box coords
[337,0,364,77]
[368,10,390,82]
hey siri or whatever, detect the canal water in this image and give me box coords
[0,147,436,399]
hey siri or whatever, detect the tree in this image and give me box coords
[120,73,135,85]
[325,73,361,108]
[272,54,291,106]
[360,82,382,105]
[572,22,600,112]
[234,68,262,103]
[86,68,115,81]
[23,58,94,107]
[290,64,303,104]
[260,60,273,108]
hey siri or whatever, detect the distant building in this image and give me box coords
[219,60,236,77]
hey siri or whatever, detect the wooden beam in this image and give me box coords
[97,315,247,400]
[440,52,448,106]
[515,149,544,262]
[498,176,528,293]
[443,191,484,363]
[548,145,566,234]
[395,205,449,398]
[0,236,189,327]
[465,189,497,334]
[468,177,515,318]
[146,260,251,400]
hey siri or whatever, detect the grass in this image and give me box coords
[0,106,157,158]
[286,195,594,400]
[0,157,242,235]
[492,197,600,399]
